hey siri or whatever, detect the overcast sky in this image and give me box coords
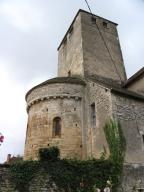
[0,0,144,163]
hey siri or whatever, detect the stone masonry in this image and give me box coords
[24,10,144,185]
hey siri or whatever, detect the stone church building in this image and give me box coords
[24,9,144,170]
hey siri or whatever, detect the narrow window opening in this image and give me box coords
[91,103,96,128]
[103,21,108,28]
[138,189,144,192]
[142,135,144,144]
[91,17,96,24]
[74,108,76,111]
[68,71,71,77]
[53,117,61,137]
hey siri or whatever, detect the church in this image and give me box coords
[24,10,144,167]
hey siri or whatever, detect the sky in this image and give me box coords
[0,0,144,163]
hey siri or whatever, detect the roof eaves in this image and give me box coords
[111,87,144,101]
[124,67,144,88]
[25,77,86,100]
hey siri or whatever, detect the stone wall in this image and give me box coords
[84,80,112,159]
[112,93,144,163]
[81,11,126,82]
[1,164,144,192]
[58,10,127,83]
[24,82,85,160]
[0,165,14,192]
[0,165,61,192]
[58,12,84,77]
[120,163,144,192]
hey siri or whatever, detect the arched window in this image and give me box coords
[53,117,61,137]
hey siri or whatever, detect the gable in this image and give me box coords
[124,67,144,95]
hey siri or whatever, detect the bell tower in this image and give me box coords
[58,9,127,83]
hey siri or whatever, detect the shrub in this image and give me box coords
[39,146,60,161]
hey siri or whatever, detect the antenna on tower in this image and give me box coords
[84,0,92,14]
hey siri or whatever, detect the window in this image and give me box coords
[53,117,61,137]
[142,135,144,144]
[91,103,96,128]
[91,17,96,24]
[103,21,108,28]
[138,189,144,192]
[68,71,71,77]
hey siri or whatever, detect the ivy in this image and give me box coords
[10,119,126,192]
[10,161,40,192]
[104,119,126,163]
[39,146,60,161]
[103,119,126,189]
[10,159,122,192]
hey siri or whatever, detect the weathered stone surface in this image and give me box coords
[24,82,85,160]
[0,166,15,192]
[58,10,127,82]
[119,164,144,192]
[112,93,144,163]
[0,166,63,192]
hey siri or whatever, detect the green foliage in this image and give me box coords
[103,119,126,163]
[10,159,119,192]
[39,146,60,161]
[103,119,126,190]
[10,161,40,192]
[10,120,126,192]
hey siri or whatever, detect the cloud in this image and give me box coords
[0,65,27,162]
[0,0,44,32]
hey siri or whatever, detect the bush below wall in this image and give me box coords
[8,158,122,192]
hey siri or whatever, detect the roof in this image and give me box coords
[124,67,144,88]
[57,9,118,50]
[87,75,144,101]
[26,77,86,100]
[111,87,144,101]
